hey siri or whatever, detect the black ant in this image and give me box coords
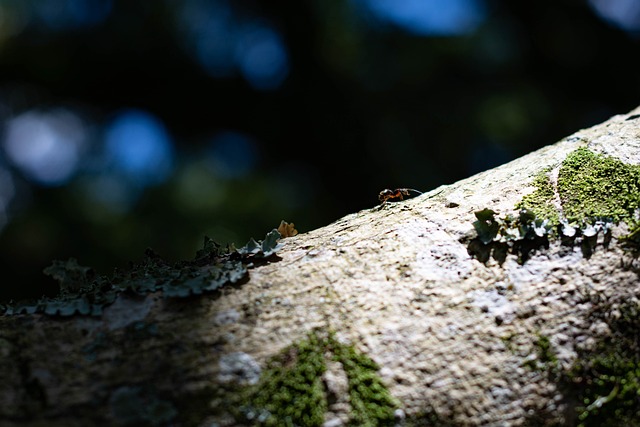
[378,188,423,204]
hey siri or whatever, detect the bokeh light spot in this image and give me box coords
[589,0,640,33]
[176,0,289,90]
[236,25,290,90]
[182,0,237,77]
[357,0,487,36]
[208,132,259,179]
[104,109,175,187]
[3,109,86,186]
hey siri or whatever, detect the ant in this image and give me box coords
[378,188,423,204]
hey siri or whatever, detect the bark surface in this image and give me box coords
[2,107,640,426]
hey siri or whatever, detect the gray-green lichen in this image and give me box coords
[233,331,399,426]
[2,230,282,317]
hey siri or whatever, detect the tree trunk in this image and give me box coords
[2,107,640,426]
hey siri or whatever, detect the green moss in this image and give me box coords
[517,308,639,426]
[516,171,559,225]
[535,334,558,366]
[558,148,640,223]
[238,332,399,426]
[330,336,399,426]
[518,148,640,227]
[240,333,328,426]
[523,334,559,372]
[565,304,640,426]
[619,220,640,250]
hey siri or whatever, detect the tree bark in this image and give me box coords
[2,106,640,426]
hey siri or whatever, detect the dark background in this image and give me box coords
[1,0,639,302]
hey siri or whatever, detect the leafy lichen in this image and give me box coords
[43,258,94,292]
[468,208,550,264]
[3,229,282,317]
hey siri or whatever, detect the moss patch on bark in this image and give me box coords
[517,147,640,227]
[235,331,399,426]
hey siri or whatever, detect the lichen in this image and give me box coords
[3,230,282,317]
[235,332,399,426]
[467,208,550,264]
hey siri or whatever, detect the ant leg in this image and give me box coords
[404,188,423,195]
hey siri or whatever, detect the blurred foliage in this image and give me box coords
[0,0,639,301]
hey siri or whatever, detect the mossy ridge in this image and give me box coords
[518,147,640,227]
[329,335,399,426]
[237,332,399,426]
[239,333,328,426]
[503,148,640,425]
